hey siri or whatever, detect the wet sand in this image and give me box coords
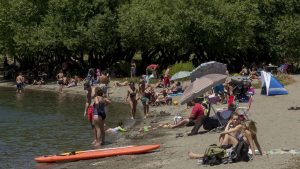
[1,76,300,169]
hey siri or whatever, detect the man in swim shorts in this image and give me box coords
[16,72,24,93]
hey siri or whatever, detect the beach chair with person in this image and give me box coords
[188,100,237,136]
[277,64,288,74]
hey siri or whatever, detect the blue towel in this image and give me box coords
[169,93,183,97]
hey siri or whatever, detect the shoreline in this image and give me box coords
[1,76,300,169]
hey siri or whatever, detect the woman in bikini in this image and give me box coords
[219,112,243,147]
[93,87,111,146]
[126,82,138,119]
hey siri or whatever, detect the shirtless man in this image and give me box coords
[16,72,24,93]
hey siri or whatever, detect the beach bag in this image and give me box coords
[202,144,225,166]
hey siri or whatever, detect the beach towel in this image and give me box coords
[168,93,183,97]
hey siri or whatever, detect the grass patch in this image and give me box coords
[252,81,261,89]
[168,61,194,75]
[274,74,296,86]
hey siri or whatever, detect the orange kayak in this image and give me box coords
[35,144,160,163]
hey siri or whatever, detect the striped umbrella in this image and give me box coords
[180,74,227,105]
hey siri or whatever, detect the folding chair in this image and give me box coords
[277,64,288,74]
[208,96,235,129]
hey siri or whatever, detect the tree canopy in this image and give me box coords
[0,0,299,76]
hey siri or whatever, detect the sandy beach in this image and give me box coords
[1,76,300,169]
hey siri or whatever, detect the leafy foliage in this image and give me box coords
[0,0,299,77]
[168,61,194,76]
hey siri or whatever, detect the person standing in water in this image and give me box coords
[93,87,111,146]
[16,72,24,93]
[126,82,138,119]
[83,81,97,145]
[56,70,64,93]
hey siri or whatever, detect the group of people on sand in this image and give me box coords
[15,71,46,93]
[56,70,83,92]
[125,74,184,119]
[239,65,260,80]
[168,76,264,163]
[56,68,111,93]
[188,112,263,162]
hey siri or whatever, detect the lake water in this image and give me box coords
[0,87,130,169]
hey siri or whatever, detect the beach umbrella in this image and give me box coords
[170,71,191,81]
[180,74,227,105]
[190,61,227,82]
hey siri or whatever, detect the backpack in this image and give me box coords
[202,144,226,166]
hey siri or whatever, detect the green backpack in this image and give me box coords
[204,144,226,158]
[202,144,226,166]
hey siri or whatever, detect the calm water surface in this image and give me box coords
[0,87,130,169]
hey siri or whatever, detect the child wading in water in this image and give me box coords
[84,69,97,144]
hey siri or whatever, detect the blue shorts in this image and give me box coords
[141,96,149,105]
[16,83,23,90]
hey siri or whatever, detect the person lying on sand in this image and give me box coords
[106,126,127,134]
[114,80,129,87]
[67,76,79,88]
[32,77,45,87]
[105,122,127,134]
